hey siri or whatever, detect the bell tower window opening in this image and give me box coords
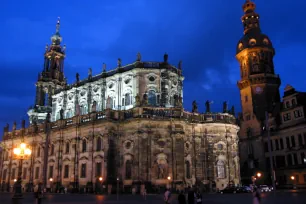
[44,93,49,106]
[185,160,191,179]
[125,160,132,179]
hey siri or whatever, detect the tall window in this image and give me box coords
[80,105,88,115]
[50,144,55,155]
[125,160,132,179]
[298,134,303,146]
[37,147,40,157]
[217,160,226,179]
[23,168,27,179]
[82,139,87,153]
[280,138,284,149]
[125,93,131,106]
[286,137,290,148]
[35,167,39,179]
[65,142,70,154]
[64,165,69,178]
[96,162,102,177]
[81,164,86,178]
[66,109,73,119]
[45,93,49,106]
[185,161,191,179]
[148,90,156,106]
[301,152,306,164]
[96,137,102,151]
[49,166,54,179]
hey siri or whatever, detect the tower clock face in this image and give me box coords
[255,86,263,94]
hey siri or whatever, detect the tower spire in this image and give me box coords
[241,0,260,34]
[51,17,62,45]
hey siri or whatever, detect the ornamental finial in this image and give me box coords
[56,17,60,33]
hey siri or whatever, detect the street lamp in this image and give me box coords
[12,142,31,200]
[257,172,262,178]
[49,178,53,193]
[290,176,295,180]
[116,177,119,200]
[98,177,103,194]
[167,176,171,190]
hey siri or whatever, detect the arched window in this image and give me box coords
[65,109,73,119]
[148,90,156,106]
[82,139,87,153]
[50,144,55,155]
[125,93,131,106]
[37,147,41,157]
[96,137,102,151]
[65,142,70,154]
[217,160,226,179]
[56,112,60,120]
[292,99,296,106]
[125,160,132,179]
[185,161,191,179]
[44,93,49,106]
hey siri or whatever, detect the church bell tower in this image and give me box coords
[236,0,281,179]
[28,17,66,124]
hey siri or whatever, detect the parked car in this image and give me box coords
[240,186,252,193]
[220,187,237,194]
[260,185,271,192]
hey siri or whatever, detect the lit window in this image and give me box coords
[217,160,226,179]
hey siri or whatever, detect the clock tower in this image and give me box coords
[236,0,281,180]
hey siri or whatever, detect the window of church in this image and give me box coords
[37,147,40,157]
[217,160,226,179]
[125,93,131,106]
[49,166,53,179]
[148,90,156,106]
[65,143,70,154]
[35,167,39,179]
[82,139,87,152]
[2,169,7,181]
[81,163,86,178]
[125,160,132,179]
[50,144,55,155]
[64,165,69,178]
[217,144,223,150]
[292,99,296,106]
[44,93,49,106]
[96,137,102,151]
[285,101,290,108]
[96,162,102,177]
[185,161,191,179]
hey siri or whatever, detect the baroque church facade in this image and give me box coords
[0,18,240,192]
[237,1,306,187]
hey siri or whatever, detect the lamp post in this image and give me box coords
[291,176,296,189]
[12,142,31,202]
[116,177,119,200]
[167,176,171,190]
[49,178,53,193]
[99,177,103,194]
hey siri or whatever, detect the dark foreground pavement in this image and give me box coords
[0,190,305,204]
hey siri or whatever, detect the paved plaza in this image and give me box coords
[0,191,305,204]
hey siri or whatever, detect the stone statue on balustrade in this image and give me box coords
[205,100,211,113]
[223,101,228,113]
[92,101,97,112]
[136,52,141,61]
[12,121,17,131]
[135,94,141,107]
[76,73,80,83]
[230,105,235,116]
[192,100,198,113]
[21,120,25,129]
[3,123,9,133]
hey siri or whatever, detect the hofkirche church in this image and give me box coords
[0,13,241,193]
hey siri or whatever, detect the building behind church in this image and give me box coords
[236,0,306,188]
[0,18,240,193]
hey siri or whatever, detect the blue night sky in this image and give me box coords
[1,0,306,138]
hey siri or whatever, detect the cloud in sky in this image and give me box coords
[0,0,306,138]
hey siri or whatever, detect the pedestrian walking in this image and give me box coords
[195,189,202,204]
[35,184,43,204]
[253,187,261,204]
[178,190,186,204]
[187,187,195,204]
[164,188,171,204]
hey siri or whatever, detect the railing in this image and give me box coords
[2,107,237,140]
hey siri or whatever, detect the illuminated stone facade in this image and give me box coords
[0,18,240,193]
